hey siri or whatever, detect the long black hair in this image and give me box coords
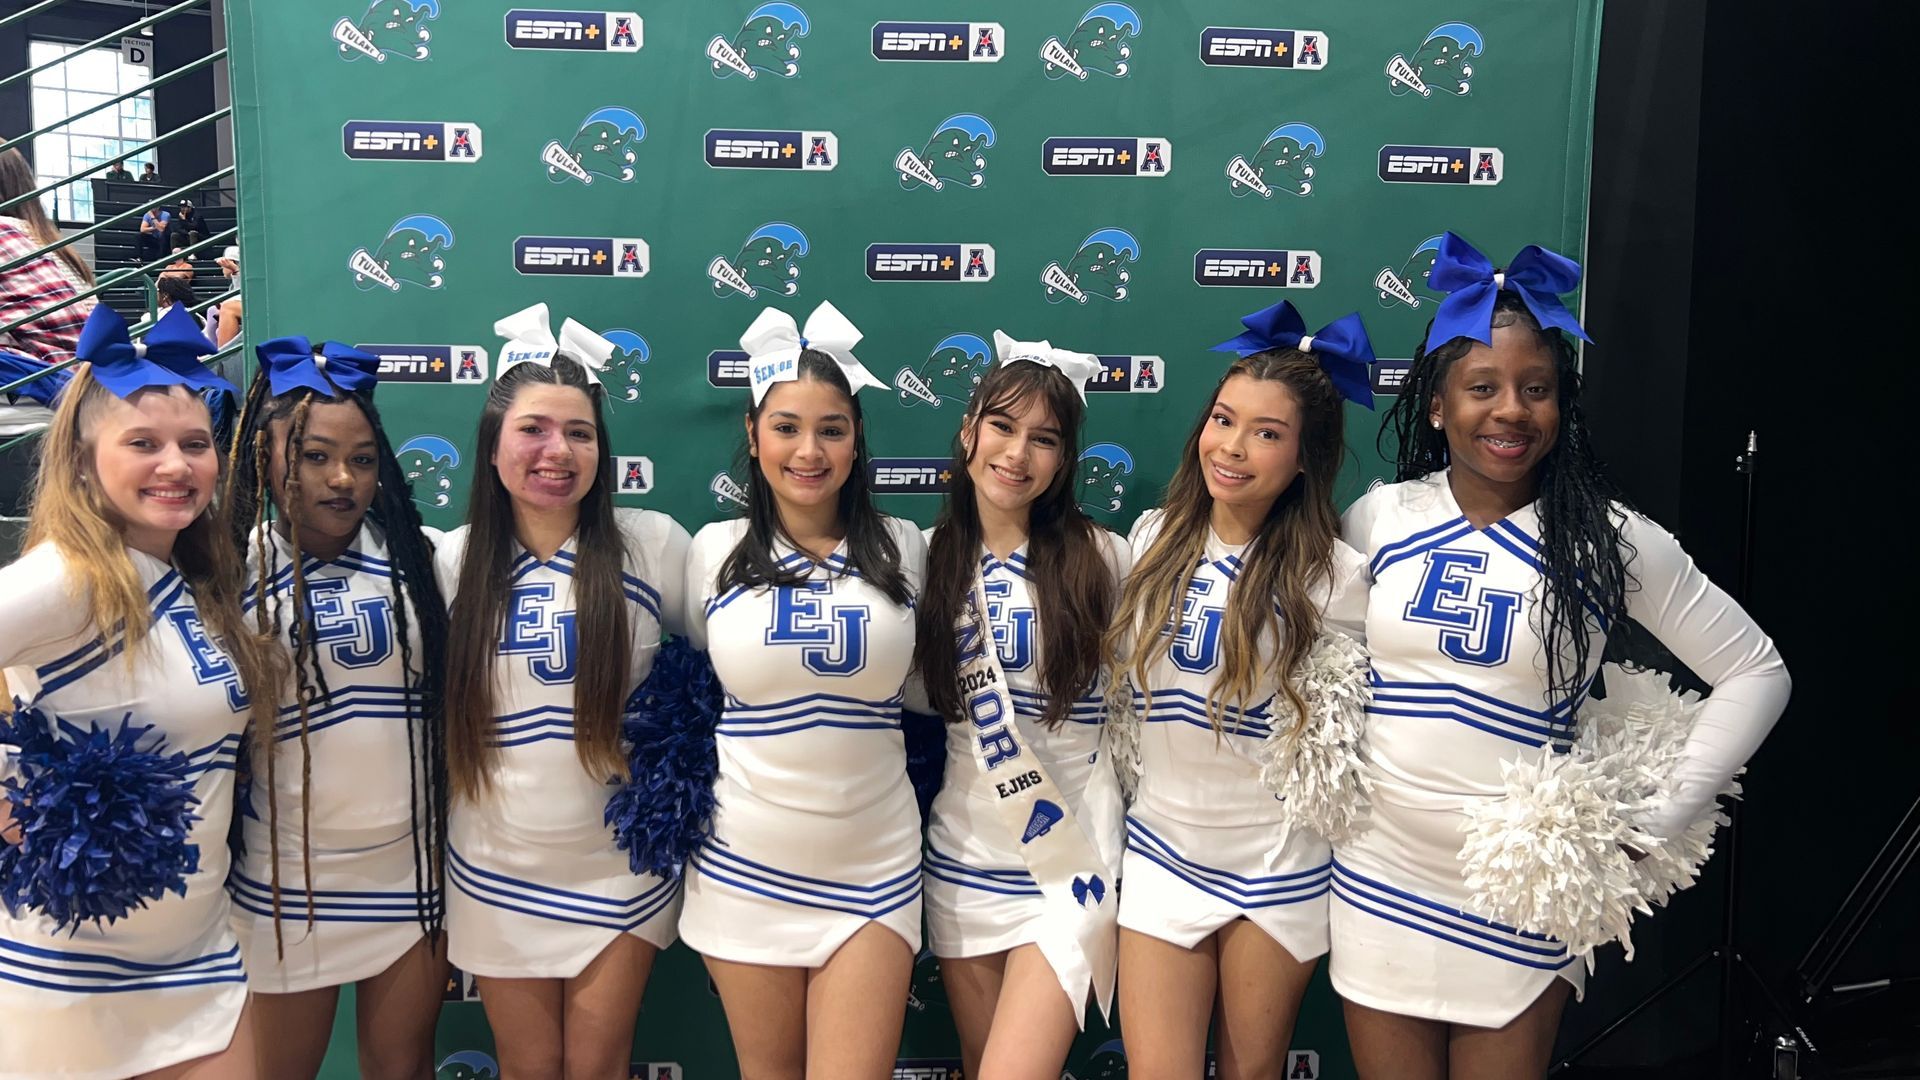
[1380,290,1634,708]
[227,373,450,947]
[913,360,1115,727]
[718,350,909,605]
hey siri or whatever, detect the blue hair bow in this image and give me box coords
[1210,300,1377,410]
[1424,231,1591,352]
[76,304,234,400]
[256,336,381,399]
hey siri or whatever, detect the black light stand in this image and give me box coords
[1552,432,1817,1079]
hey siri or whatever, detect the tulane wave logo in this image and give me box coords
[895,113,994,192]
[1375,235,1448,310]
[1227,122,1324,199]
[600,329,649,405]
[1388,22,1482,98]
[894,333,990,410]
[1078,442,1134,515]
[333,0,437,62]
[1041,3,1140,80]
[397,435,460,509]
[348,214,452,292]
[1042,228,1138,304]
[709,222,808,299]
[543,107,644,185]
[708,2,809,79]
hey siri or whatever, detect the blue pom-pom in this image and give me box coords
[606,638,720,880]
[902,709,946,823]
[0,702,203,932]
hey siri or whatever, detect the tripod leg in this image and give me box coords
[1551,950,1720,1074]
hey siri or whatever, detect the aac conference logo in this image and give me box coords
[896,114,994,191]
[1042,228,1138,304]
[334,0,436,63]
[709,3,808,79]
[342,121,480,163]
[1040,3,1140,80]
[349,214,453,292]
[1375,234,1447,310]
[1041,137,1170,177]
[1378,145,1502,185]
[512,235,648,277]
[709,222,808,299]
[872,21,1002,62]
[1086,354,1162,394]
[1194,248,1321,288]
[357,344,489,385]
[1199,26,1328,69]
[1227,122,1324,199]
[543,107,643,184]
[1387,22,1482,98]
[865,244,994,284]
[504,10,640,51]
[894,333,991,409]
[705,129,836,170]
[612,455,654,495]
[870,457,952,495]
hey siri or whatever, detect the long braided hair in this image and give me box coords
[226,373,450,952]
[1380,290,1635,709]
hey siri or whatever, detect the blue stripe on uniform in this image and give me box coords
[1124,815,1329,908]
[447,847,678,931]
[923,846,1041,897]
[0,936,245,994]
[693,841,921,917]
[1330,859,1574,970]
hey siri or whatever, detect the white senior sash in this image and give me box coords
[956,567,1117,1018]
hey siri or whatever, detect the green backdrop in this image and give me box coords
[225,2,1599,1076]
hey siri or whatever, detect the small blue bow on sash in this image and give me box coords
[76,303,234,399]
[1210,299,1377,409]
[1424,231,1591,352]
[256,335,381,398]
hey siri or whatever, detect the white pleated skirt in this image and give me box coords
[1117,809,1332,961]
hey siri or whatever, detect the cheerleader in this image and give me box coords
[914,333,1127,1078]
[1106,302,1376,1079]
[679,302,926,1079]
[1332,233,1791,1078]
[435,306,689,1078]
[0,305,283,1079]
[225,337,449,1079]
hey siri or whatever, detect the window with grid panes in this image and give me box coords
[28,40,156,224]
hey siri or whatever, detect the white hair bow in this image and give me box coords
[991,329,1103,401]
[493,302,614,386]
[738,300,886,405]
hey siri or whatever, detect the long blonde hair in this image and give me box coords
[25,367,284,734]
[1103,351,1345,734]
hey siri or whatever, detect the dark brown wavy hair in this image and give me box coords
[914,361,1117,727]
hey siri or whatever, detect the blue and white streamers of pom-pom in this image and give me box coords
[0,702,202,933]
[1458,665,1734,965]
[901,709,945,823]
[606,638,720,880]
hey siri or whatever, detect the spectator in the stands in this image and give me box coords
[155,273,197,317]
[162,245,194,283]
[137,202,171,264]
[0,145,95,511]
[210,246,242,347]
[139,161,157,182]
[168,199,205,251]
[103,158,133,182]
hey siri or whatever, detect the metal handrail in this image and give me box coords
[0,50,229,156]
[0,226,235,339]
[0,288,241,399]
[0,167,234,276]
[0,107,230,216]
[0,0,69,34]
[0,0,210,94]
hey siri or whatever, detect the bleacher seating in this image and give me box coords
[86,178,237,323]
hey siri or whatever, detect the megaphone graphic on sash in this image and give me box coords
[1022,800,1065,844]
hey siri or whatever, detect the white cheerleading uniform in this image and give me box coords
[923,529,1129,1018]
[231,524,437,994]
[1117,510,1369,959]
[1333,471,1790,1027]
[0,545,251,1080]
[679,517,926,967]
[434,508,689,979]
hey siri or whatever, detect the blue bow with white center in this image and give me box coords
[1072,874,1107,907]
[256,336,381,399]
[1210,299,1377,410]
[1424,231,1591,352]
[76,303,234,400]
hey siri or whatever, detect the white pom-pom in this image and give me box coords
[1458,664,1736,964]
[1101,674,1142,803]
[1260,632,1375,843]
